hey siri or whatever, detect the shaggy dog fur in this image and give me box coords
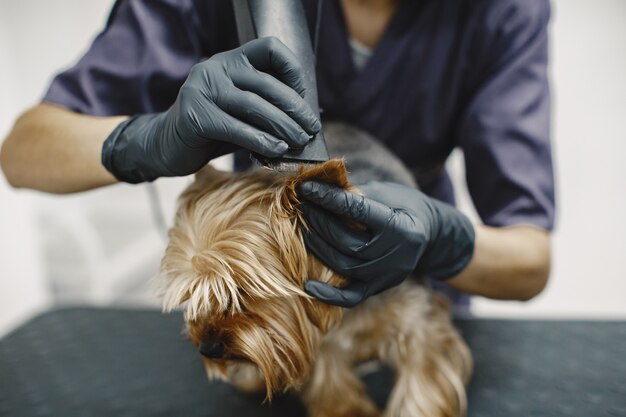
[158,123,472,417]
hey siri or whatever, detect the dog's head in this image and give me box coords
[158,160,351,397]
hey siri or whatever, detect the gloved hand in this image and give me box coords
[299,181,475,307]
[102,37,321,183]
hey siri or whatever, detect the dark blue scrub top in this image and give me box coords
[43,0,556,306]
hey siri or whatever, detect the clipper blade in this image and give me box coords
[250,154,323,173]
[250,130,330,172]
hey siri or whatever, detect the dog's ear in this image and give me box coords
[293,158,351,188]
[282,159,351,209]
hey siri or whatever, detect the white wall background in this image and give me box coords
[467,0,626,318]
[0,0,625,335]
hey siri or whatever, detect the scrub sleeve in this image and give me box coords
[42,0,237,116]
[457,1,555,231]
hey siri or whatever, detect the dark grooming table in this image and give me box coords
[1,308,624,417]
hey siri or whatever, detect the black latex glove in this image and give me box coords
[102,37,321,183]
[299,181,475,307]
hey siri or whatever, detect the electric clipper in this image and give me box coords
[233,0,329,172]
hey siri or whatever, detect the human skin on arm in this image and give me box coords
[1,103,122,194]
[1,38,321,193]
[447,224,550,301]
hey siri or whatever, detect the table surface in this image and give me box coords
[1,308,625,417]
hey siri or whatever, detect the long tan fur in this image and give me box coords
[158,160,472,416]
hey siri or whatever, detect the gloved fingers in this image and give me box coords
[300,202,372,257]
[230,68,320,136]
[357,181,424,214]
[221,88,310,148]
[206,109,289,157]
[303,229,361,272]
[303,227,400,280]
[299,181,396,232]
[242,37,305,97]
[304,280,369,308]
[300,202,402,260]
[303,229,370,279]
[369,274,406,297]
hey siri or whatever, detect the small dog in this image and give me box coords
[158,123,472,417]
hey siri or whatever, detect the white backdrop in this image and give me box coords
[1,0,625,335]
[468,0,626,317]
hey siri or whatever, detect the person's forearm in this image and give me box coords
[0,103,124,193]
[446,224,551,301]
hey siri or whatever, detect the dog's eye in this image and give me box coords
[224,295,250,314]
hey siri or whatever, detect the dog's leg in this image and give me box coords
[379,288,472,417]
[301,339,380,417]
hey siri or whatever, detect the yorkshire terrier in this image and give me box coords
[158,122,472,417]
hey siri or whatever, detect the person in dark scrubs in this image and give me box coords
[0,0,554,308]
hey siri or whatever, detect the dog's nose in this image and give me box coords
[199,340,225,359]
